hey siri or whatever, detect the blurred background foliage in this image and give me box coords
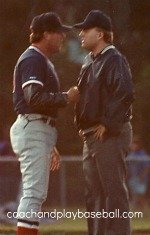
[0,0,149,154]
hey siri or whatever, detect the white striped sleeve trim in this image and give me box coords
[22,80,44,89]
[17,222,39,230]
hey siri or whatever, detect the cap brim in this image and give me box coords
[73,22,90,29]
[60,25,72,32]
[73,22,85,29]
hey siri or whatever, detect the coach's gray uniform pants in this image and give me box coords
[83,122,132,235]
[10,114,57,222]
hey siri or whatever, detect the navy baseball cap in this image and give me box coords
[30,12,71,33]
[74,10,112,31]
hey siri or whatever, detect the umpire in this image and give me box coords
[74,10,135,235]
[10,12,77,235]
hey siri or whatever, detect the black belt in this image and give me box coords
[83,131,94,138]
[19,114,56,128]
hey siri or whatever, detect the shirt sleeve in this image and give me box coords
[19,56,46,89]
[100,54,135,133]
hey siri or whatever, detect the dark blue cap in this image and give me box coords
[30,12,71,33]
[74,10,112,31]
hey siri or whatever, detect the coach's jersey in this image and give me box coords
[13,46,60,117]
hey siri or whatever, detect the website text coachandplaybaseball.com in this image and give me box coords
[7,209,143,220]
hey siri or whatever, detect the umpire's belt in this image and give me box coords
[18,114,56,127]
[82,126,96,138]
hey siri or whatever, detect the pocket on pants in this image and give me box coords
[118,124,133,157]
[10,122,25,156]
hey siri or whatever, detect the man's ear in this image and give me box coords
[43,31,52,40]
[97,31,104,40]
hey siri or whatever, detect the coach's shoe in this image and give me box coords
[17,226,38,235]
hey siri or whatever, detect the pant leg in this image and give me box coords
[83,140,107,235]
[83,122,132,235]
[10,116,57,223]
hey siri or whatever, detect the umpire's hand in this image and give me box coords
[93,124,106,141]
[50,147,60,171]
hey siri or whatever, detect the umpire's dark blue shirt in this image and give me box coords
[13,46,61,118]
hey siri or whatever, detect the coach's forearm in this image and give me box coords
[23,83,68,109]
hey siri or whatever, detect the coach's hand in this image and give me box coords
[50,147,60,171]
[67,86,80,103]
[93,124,106,141]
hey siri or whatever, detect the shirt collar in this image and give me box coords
[29,45,55,69]
[29,45,47,60]
[101,45,115,54]
[91,45,115,60]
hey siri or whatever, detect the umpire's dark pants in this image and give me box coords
[83,122,132,235]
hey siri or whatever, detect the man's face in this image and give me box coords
[79,27,103,51]
[44,31,66,54]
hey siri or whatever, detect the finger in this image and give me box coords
[94,130,103,140]
[93,130,98,138]
[100,133,104,142]
[50,162,57,171]
[50,158,56,171]
[50,149,60,171]
[52,159,59,169]
[55,162,60,170]
[93,127,99,133]
[50,158,57,170]
[94,129,100,137]
[50,161,55,171]
[93,131,100,140]
[51,165,56,171]
[50,158,60,171]
[51,153,60,160]
[51,162,60,172]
